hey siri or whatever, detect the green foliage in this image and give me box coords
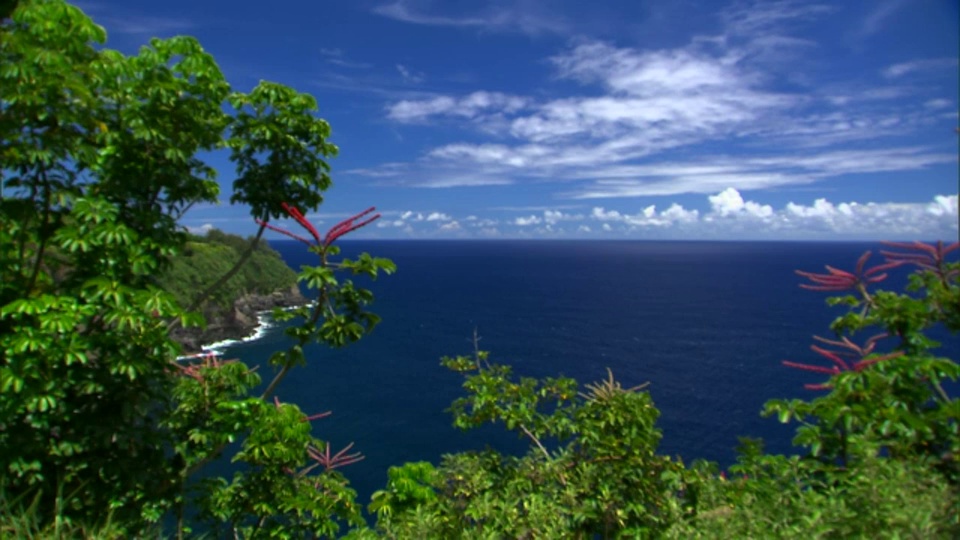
[2,1,956,537]
[365,358,689,538]
[669,449,957,539]
[765,247,960,481]
[1,0,393,535]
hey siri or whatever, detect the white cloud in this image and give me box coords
[582,189,957,239]
[514,215,542,226]
[319,48,372,69]
[859,0,907,37]
[924,99,953,110]
[542,210,583,225]
[387,91,528,123]
[708,187,773,218]
[372,0,568,35]
[591,203,700,228]
[883,58,959,79]
[367,2,955,199]
[426,212,451,221]
[396,64,424,83]
[186,223,214,235]
[439,220,461,231]
[563,147,955,199]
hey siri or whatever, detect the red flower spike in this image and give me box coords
[256,203,380,248]
[796,250,900,292]
[172,352,236,383]
[324,207,380,247]
[782,360,840,375]
[881,241,960,279]
[302,410,332,423]
[785,333,900,390]
[281,202,322,245]
[255,219,313,245]
[854,351,905,371]
[307,441,365,471]
[273,396,332,422]
[809,345,851,371]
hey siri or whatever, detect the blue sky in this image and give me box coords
[82,0,957,240]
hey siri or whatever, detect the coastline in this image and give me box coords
[172,285,309,358]
[180,302,315,359]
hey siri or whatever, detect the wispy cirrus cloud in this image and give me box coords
[387,91,529,122]
[319,48,373,69]
[372,0,569,36]
[883,58,959,79]
[858,0,907,38]
[354,0,956,197]
[74,2,196,35]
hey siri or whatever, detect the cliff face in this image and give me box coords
[172,284,306,354]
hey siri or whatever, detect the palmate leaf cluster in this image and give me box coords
[1,0,393,536]
[2,0,958,538]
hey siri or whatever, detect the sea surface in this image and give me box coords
[208,240,952,507]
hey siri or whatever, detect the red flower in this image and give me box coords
[307,441,364,471]
[881,241,959,279]
[323,207,378,247]
[795,251,903,292]
[273,395,331,423]
[255,203,381,248]
[172,352,236,382]
[783,333,905,390]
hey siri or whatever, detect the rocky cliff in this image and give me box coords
[171,284,306,354]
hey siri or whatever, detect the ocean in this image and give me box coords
[208,240,949,507]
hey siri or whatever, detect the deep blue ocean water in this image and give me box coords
[211,240,953,507]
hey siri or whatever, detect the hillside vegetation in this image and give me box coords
[158,229,300,311]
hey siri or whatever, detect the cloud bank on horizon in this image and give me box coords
[93,0,958,240]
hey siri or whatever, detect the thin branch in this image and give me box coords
[25,165,53,294]
[260,247,329,402]
[520,424,550,462]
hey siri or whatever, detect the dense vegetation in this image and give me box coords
[157,229,300,310]
[1,1,957,538]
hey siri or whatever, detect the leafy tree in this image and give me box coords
[1,0,394,535]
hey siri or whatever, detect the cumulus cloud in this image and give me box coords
[439,220,461,231]
[591,204,699,228]
[578,188,957,239]
[426,212,451,221]
[708,188,774,218]
[186,223,214,235]
[514,215,542,226]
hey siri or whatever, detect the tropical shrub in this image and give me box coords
[360,244,958,539]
